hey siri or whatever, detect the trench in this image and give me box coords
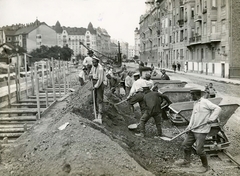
[70,85,192,176]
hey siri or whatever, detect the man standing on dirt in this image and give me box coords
[83,50,94,74]
[89,57,105,124]
[127,72,147,117]
[135,86,172,138]
[175,89,221,173]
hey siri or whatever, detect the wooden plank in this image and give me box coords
[0,128,25,133]
[0,124,33,128]
[11,103,46,107]
[0,133,22,138]
[51,57,56,101]
[27,95,61,98]
[0,116,37,121]
[0,109,44,114]
[0,121,36,124]
[19,99,54,103]
[24,53,28,97]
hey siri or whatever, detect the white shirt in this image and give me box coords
[90,63,104,88]
[125,75,134,88]
[145,79,154,89]
[128,78,147,98]
[79,70,86,82]
[188,98,221,133]
[83,56,92,66]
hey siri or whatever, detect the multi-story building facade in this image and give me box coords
[128,45,135,59]
[139,0,240,78]
[134,27,141,57]
[1,20,57,53]
[53,22,111,57]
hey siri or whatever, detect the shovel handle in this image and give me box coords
[171,122,210,141]
[114,99,127,105]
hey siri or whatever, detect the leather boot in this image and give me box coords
[175,150,191,167]
[197,155,210,173]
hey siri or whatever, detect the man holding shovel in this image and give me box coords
[135,86,172,138]
[175,89,221,173]
[89,57,105,124]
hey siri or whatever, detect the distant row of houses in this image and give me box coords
[0,20,133,64]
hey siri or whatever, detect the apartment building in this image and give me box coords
[139,0,240,78]
[53,22,111,57]
[134,27,141,57]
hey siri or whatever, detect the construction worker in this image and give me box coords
[83,50,94,74]
[127,72,147,117]
[175,89,221,173]
[78,66,88,86]
[135,86,171,138]
[144,73,154,90]
[160,69,170,80]
[89,57,105,124]
[125,71,134,96]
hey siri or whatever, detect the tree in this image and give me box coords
[29,45,73,61]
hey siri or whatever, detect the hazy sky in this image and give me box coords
[0,0,146,45]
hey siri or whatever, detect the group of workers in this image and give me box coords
[78,50,222,173]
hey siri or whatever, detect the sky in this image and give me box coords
[0,0,146,45]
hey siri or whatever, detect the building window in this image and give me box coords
[191,7,194,18]
[221,46,226,54]
[212,0,217,8]
[211,21,216,33]
[180,30,184,41]
[203,22,207,35]
[221,20,226,32]
[169,35,172,43]
[221,0,226,7]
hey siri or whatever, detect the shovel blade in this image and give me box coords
[160,136,172,141]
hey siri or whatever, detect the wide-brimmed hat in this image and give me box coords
[92,56,100,61]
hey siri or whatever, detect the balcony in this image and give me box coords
[178,19,184,27]
[189,35,202,45]
[194,15,202,22]
[209,33,221,42]
[202,8,207,14]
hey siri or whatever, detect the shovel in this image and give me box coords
[114,99,127,106]
[160,122,209,141]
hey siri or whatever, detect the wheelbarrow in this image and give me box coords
[193,104,239,152]
[159,88,205,103]
[168,97,223,125]
[153,80,187,89]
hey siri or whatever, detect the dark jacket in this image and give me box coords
[143,90,171,114]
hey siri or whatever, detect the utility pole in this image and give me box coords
[117,41,122,67]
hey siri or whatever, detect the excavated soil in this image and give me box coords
[0,69,240,175]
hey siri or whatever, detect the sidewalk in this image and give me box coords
[165,69,240,85]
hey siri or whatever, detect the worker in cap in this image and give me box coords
[89,55,104,124]
[160,69,170,80]
[127,72,148,117]
[175,88,221,173]
[144,73,154,90]
[125,71,134,96]
[78,66,88,86]
[83,50,94,74]
[135,84,172,138]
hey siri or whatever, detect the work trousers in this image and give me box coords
[91,80,104,114]
[139,110,162,136]
[125,86,131,96]
[128,92,145,114]
[182,131,207,158]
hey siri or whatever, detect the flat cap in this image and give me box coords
[133,72,140,76]
[88,50,94,54]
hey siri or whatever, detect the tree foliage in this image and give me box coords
[29,45,73,61]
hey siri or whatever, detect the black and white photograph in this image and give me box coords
[0,0,240,175]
